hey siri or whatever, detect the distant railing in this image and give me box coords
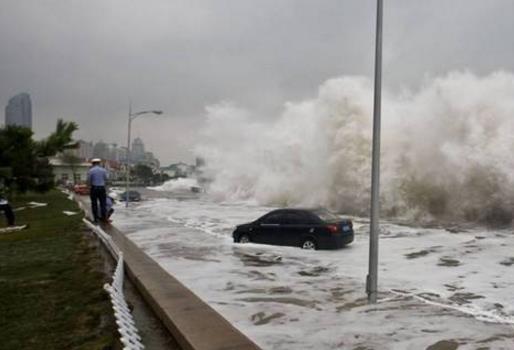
[82,219,144,350]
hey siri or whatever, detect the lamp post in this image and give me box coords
[125,103,163,207]
[367,0,383,304]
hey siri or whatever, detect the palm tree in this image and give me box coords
[0,119,79,193]
[36,119,79,157]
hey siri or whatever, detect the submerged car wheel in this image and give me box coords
[301,239,317,250]
[239,234,251,243]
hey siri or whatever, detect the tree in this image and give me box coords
[133,164,154,185]
[153,172,170,185]
[36,119,78,157]
[0,119,79,194]
[0,126,36,192]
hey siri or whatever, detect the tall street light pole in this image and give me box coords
[367,0,383,304]
[125,103,163,208]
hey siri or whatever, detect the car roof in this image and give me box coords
[267,208,322,215]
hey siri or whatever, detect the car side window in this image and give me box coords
[283,213,306,225]
[261,213,282,224]
[305,212,322,224]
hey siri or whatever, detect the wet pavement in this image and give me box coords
[111,189,514,350]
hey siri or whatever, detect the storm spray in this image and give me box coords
[194,71,514,225]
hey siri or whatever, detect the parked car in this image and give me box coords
[73,184,89,195]
[233,208,354,250]
[119,190,141,202]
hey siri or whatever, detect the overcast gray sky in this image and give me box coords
[1,0,514,164]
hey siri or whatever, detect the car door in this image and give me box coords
[280,212,312,247]
[256,213,282,245]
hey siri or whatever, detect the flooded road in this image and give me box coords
[112,189,514,349]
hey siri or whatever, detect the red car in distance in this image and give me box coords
[73,184,90,195]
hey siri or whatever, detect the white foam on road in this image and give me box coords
[113,196,514,349]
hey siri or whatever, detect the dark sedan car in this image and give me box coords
[119,190,142,202]
[233,208,354,250]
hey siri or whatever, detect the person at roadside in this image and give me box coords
[97,194,115,222]
[0,194,15,226]
[87,158,108,223]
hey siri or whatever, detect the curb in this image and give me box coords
[77,196,261,350]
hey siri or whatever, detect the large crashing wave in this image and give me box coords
[194,71,514,224]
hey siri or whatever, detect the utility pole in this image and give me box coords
[367,0,383,304]
[125,101,132,208]
[125,102,163,208]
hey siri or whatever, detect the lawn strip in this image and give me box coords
[0,190,115,350]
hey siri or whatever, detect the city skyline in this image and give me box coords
[2,1,514,163]
[5,92,32,129]
[71,137,162,168]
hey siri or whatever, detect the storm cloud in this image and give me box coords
[1,0,514,163]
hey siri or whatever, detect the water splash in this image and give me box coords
[150,177,199,192]
[194,71,514,224]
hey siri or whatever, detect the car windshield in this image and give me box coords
[312,209,340,222]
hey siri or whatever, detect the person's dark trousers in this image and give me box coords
[0,203,15,226]
[90,186,107,222]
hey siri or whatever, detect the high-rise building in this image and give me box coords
[109,143,120,162]
[131,137,145,163]
[5,93,32,129]
[93,141,109,160]
[75,140,94,160]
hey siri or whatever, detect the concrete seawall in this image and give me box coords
[78,197,261,350]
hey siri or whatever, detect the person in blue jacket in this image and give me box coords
[87,158,108,223]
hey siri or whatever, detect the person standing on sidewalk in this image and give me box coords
[0,195,15,226]
[87,158,108,223]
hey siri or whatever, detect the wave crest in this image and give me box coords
[195,71,514,225]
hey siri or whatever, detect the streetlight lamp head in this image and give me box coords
[152,110,163,115]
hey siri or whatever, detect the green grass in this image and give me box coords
[0,190,115,350]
